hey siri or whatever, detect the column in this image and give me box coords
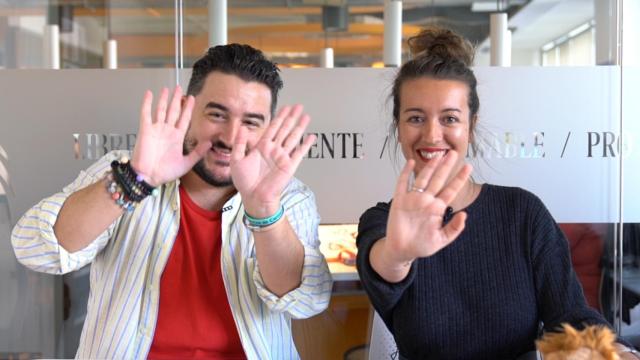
[383,0,402,67]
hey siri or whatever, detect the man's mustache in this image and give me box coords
[211,140,232,152]
[184,138,232,153]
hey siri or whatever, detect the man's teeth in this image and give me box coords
[213,147,231,154]
[419,150,446,159]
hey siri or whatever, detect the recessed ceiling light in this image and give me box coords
[471,2,499,12]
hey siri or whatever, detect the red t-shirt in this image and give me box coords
[148,186,246,360]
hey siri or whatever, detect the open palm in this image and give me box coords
[386,152,472,264]
[131,86,211,187]
[230,105,316,217]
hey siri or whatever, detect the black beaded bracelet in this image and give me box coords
[110,157,159,203]
[111,160,152,196]
[111,162,146,202]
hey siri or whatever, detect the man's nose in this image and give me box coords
[220,120,242,145]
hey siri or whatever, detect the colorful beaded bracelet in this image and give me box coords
[105,173,135,212]
[106,156,159,211]
[110,157,158,199]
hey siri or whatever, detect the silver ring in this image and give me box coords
[411,186,425,193]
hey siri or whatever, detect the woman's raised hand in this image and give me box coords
[384,151,472,265]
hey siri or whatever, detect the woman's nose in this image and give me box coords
[422,120,443,143]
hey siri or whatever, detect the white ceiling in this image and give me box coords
[509,0,593,50]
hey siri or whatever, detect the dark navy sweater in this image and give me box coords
[356,184,612,360]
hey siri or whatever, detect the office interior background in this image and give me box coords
[1,0,640,359]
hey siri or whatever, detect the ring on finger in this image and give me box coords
[410,186,426,193]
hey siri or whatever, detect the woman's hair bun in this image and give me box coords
[407,26,475,67]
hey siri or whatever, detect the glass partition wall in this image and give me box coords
[1,0,638,358]
[616,0,640,344]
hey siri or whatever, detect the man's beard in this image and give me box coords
[183,137,234,188]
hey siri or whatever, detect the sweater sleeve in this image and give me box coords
[356,201,418,329]
[528,194,611,332]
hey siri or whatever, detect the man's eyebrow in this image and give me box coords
[204,102,229,112]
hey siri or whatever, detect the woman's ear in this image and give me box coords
[394,121,402,143]
[469,114,478,144]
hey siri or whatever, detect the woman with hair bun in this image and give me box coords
[355,26,638,359]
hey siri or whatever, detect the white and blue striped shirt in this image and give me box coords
[11,151,333,359]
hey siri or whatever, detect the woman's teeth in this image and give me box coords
[419,150,446,159]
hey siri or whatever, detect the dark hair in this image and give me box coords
[187,44,283,115]
[391,26,479,143]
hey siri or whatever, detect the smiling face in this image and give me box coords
[183,71,272,187]
[397,77,474,178]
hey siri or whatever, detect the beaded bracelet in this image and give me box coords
[105,173,135,212]
[110,157,158,198]
[243,205,285,231]
[106,156,159,210]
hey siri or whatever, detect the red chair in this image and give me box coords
[558,223,606,311]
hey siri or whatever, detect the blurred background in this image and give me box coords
[0,0,607,69]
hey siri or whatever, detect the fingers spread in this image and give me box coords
[424,150,459,195]
[412,155,441,191]
[140,90,153,126]
[437,163,472,205]
[185,140,212,168]
[263,106,292,142]
[283,114,311,154]
[289,133,316,169]
[155,87,169,124]
[231,126,248,163]
[394,160,416,197]
[175,95,195,131]
[274,105,304,145]
[165,85,183,125]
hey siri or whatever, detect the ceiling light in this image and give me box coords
[541,42,555,52]
[471,2,499,12]
[471,0,526,12]
[568,23,591,38]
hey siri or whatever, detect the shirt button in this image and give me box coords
[140,326,152,337]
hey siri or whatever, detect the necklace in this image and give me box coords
[444,180,480,224]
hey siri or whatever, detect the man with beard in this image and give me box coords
[12,44,332,359]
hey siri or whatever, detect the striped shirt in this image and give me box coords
[11,151,333,359]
